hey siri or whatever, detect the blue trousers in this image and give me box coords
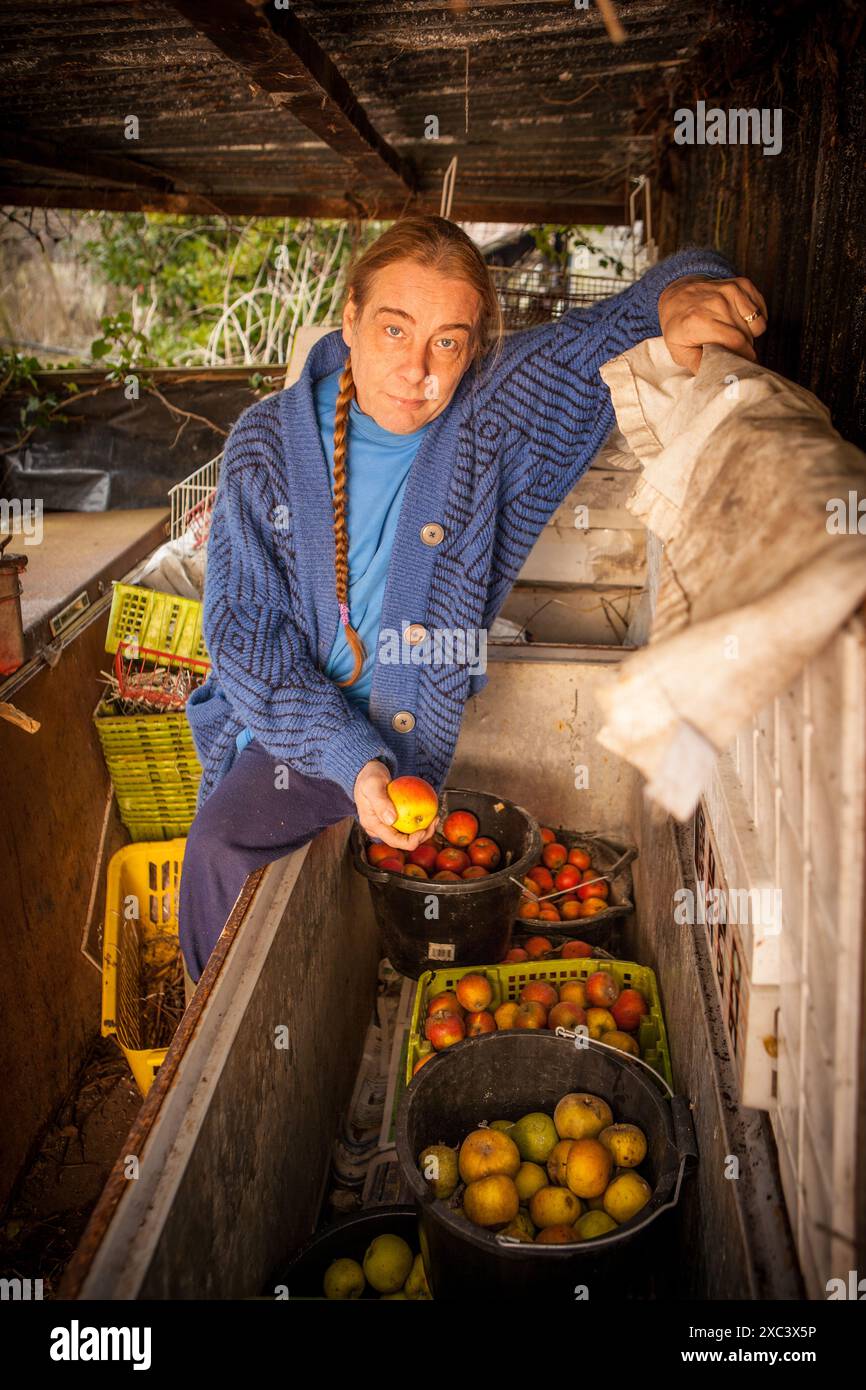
[178,739,356,981]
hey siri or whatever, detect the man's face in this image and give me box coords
[341,258,481,434]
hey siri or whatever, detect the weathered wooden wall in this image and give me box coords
[653,1,865,449]
[64,819,381,1299]
[0,611,123,1207]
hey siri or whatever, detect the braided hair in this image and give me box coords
[331,356,366,686]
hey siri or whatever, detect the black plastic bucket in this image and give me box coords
[513,830,638,949]
[395,1031,696,1301]
[351,786,541,978]
[274,1205,425,1299]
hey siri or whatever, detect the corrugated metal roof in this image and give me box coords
[0,0,709,221]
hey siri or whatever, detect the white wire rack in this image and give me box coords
[168,453,223,549]
[489,266,631,331]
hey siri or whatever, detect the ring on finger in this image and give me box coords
[741,308,760,324]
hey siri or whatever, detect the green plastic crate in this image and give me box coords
[105,582,208,661]
[94,697,202,840]
[94,697,200,757]
[114,785,200,818]
[106,758,201,796]
[120,811,194,834]
[406,956,672,1091]
[122,815,195,841]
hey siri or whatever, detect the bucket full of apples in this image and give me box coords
[515,827,637,947]
[395,1029,694,1300]
[351,781,542,979]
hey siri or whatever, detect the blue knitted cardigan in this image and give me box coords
[187,247,735,808]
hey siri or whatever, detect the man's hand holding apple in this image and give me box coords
[353,759,440,852]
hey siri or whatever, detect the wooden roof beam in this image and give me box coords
[165,0,417,195]
[0,184,626,224]
[0,133,176,195]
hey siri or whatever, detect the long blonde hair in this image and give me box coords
[332,215,503,686]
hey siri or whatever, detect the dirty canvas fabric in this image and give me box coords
[596,339,866,820]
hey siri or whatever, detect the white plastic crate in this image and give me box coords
[707,614,866,1297]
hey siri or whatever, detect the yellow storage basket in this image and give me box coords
[101,838,187,1096]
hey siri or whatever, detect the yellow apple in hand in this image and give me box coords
[386,776,439,833]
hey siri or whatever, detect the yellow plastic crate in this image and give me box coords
[101,839,187,1096]
[406,956,672,1090]
[105,582,208,661]
[93,697,202,839]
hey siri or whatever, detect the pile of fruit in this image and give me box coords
[364,784,619,928]
[500,935,595,964]
[366,804,506,882]
[517,828,611,923]
[323,1234,431,1300]
[415,970,650,1074]
[418,1092,652,1243]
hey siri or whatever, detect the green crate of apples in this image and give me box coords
[406,957,672,1091]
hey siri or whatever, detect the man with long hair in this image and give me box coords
[179,216,766,983]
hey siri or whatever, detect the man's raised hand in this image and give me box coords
[658,274,768,375]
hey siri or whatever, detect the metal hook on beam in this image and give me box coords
[440,156,458,220]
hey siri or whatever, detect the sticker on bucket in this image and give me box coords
[427,942,455,962]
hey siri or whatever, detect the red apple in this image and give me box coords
[427,991,463,1017]
[441,810,479,846]
[561,939,593,958]
[520,980,559,1010]
[554,865,582,892]
[585,971,620,1008]
[403,862,429,879]
[368,842,404,868]
[539,826,556,845]
[456,972,494,1012]
[465,1010,497,1036]
[425,1010,466,1051]
[542,842,567,871]
[577,876,609,901]
[378,856,406,873]
[514,1001,548,1030]
[502,947,529,963]
[436,846,470,874]
[523,935,554,959]
[538,906,562,922]
[433,870,462,882]
[567,847,591,870]
[527,866,554,893]
[548,1001,587,1031]
[409,843,439,873]
[468,836,501,869]
[462,865,490,879]
[612,988,649,1032]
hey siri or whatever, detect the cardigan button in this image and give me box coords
[403,623,427,645]
[392,710,416,733]
[420,522,444,546]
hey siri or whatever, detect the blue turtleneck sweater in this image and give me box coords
[234,368,432,755]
